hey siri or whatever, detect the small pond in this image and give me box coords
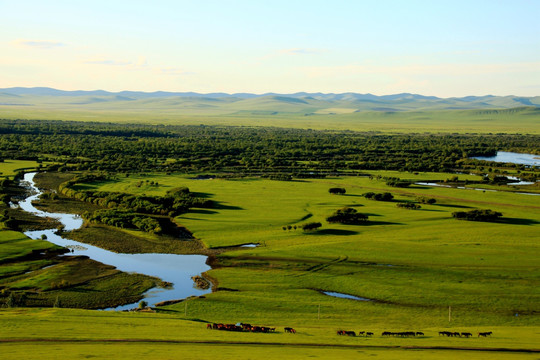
[472,151,539,166]
[19,172,211,310]
[321,291,372,302]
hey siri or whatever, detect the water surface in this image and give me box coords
[472,151,539,166]
[20,172,211,310]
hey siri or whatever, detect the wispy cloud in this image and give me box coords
[160,67,194,76]
[13,39,66,49]
[81,56,194,77]
[301,61,540,78]
[279,48,326,55]
[84,59,132,66]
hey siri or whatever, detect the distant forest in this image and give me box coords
[0,119,538,175]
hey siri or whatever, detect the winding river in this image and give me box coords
[19,172,211,310]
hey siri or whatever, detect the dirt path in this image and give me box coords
[0,338,538,353]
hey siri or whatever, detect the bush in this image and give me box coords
[396,203,421,210]
[302,222,322,231]
[385,179,412,187]
[452,209,502,222]
[326,207,368,224]
[416,197,436,204]
[328,187,346,195]
[363,192,393,201]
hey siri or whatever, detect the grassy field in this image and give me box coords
[2,104,539,133]
[0,308,538,359]
[72,171,540,329]
[2,166,539,357]
[0,160,43,178]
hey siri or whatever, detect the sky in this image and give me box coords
[1,0,539,97]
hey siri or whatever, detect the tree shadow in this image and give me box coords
[436,204,473,209]
[341,194,364,197]
[497,218,540,226]
[295,213,313,222]
[362,221,403,226]
[315,229,359,236]
[188,209,218,215]
[212,202,244,210]
[410,185,434,190]
[190,191,214,199]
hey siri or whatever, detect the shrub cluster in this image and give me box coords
[385,177,412,188]
[416,197,436,204]
[85,209,163,233]
[326,207,368,224]
[396,203,421,210]
[452,209,502,222]
[363,192,394,201]
[59,174,213,217]
[302,222,322,231]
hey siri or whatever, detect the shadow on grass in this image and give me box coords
[314,229,359,236]
[188,209,218,215]
[436,204,473,209]
[294,213,313,222]
[362,221,403,226]
[213,202,244,210]
[497,217,540,226]
[190,191,214,199]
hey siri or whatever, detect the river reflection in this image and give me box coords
[20,172,211,310]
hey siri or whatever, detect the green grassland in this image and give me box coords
[2,98,540,133]
[2,162,540,356]
[0,308,538,359]
[72,171,540,330]
[0,160,43,178]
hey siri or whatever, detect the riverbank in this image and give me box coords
[14,172,214,309]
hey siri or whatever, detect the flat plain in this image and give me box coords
[0,115,538,358]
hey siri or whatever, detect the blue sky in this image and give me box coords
[1,0,539,96]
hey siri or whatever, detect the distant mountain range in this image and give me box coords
[1,87,539,114]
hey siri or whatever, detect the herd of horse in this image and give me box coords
[439,331,492,337]
[206,323,492,338]
[206,323,296,334]
[340,330,491,338]
[337,330,374,336]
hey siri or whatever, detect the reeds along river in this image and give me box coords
[19,172,211,310]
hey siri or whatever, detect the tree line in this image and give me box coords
[0,119,537,175]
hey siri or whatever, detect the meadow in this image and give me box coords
[67,171,540,329]
[0,131,539,358]
[1,99,540,133]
